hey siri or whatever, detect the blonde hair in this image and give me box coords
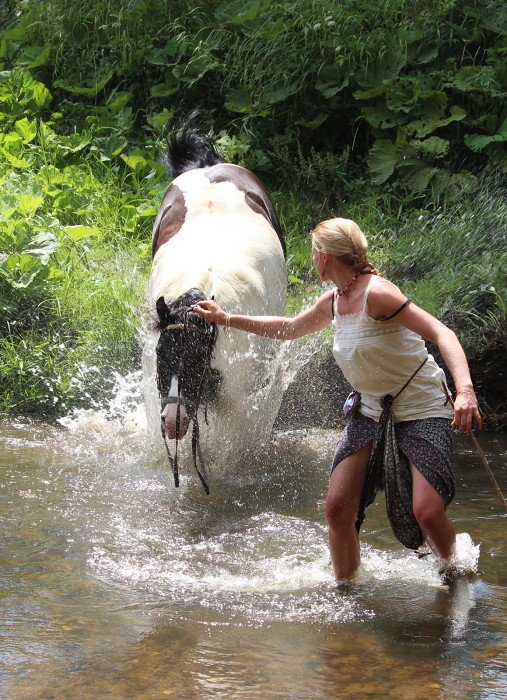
[311,218,378,274]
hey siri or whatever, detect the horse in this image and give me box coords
[145,121,287,492]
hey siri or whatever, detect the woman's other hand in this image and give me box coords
[451,389,483,435]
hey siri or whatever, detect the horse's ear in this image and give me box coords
[156,296,170,326]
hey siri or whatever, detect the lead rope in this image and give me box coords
[188,319,217,495]
[172,311,189,488]
[160,310,217,494]
[159,317,189,489]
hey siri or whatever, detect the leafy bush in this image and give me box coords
[2,0,506,194]
[0,68,160,413]
[0,0,505,418]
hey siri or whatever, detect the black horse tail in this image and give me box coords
[163,119,223,178]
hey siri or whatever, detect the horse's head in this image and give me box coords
[155,288,220,439]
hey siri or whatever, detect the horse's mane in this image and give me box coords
[163,116,223,178]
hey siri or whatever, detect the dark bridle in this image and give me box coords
[157,306,217,494]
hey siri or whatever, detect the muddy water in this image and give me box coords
[1,389,506,699]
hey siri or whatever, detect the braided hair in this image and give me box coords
[311,218,379,275]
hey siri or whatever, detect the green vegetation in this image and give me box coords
[0,0,505,422]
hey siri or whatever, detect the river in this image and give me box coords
[1,370,506,699]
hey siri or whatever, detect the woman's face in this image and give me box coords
[312,245,326,280]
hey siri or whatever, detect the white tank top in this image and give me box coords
[332,276,453,422]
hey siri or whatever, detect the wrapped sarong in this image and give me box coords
[331,410,454,550]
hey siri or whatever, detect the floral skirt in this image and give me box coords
[331,411,454,548]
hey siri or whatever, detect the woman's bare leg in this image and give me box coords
[409,460,456,566]
[325,443,371,580]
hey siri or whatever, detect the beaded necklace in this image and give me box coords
[336,271,360,297]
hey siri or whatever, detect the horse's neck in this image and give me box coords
[150,266,215,303]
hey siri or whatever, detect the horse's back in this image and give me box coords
[150,178,286,315]
[152,163,285,259]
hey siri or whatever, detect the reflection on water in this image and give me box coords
[0,379,506,699]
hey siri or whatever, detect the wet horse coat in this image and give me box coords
[147,126,286,488]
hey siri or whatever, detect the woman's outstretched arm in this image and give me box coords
[193,290,334,340]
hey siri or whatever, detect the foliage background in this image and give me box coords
[0,0,505,424]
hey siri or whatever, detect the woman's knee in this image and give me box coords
[325,491,357,528]
[410,462,448,532]
[326,446,370,528]
[412,493,446,532]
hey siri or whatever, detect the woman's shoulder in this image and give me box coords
[366,276,408,319]
[309,287,336,323]
[367,275,403,298]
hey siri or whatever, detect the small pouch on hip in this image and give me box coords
[343,390,361,417]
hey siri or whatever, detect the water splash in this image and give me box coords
[58,370,146,431]
[359,532,480,587]
[53,334,483,629]
[55,284,325,473]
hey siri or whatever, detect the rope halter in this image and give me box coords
[157,308,217,494]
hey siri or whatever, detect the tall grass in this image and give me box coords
[372,176,507,355]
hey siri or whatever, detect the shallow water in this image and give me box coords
[1,389,506,699]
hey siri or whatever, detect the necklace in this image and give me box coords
[336,271,360,297]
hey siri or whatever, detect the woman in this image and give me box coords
[193,218,482,581]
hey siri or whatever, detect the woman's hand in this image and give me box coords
[451,389,483,436]
[192,299,229,326]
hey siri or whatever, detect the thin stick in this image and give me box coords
[467,431,507,509]
[443,383,507,510]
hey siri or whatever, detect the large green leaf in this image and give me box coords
[361,104,407,129]
[54,69,114,97]
[261,81,300,106]
[315,59,355,98]
[411,136,449,159]
[57,133,92,153]
[354,47,406,89]
[407,105,467,138]
[397,159,438,191]
[63,225,102,242]
[120,152,155,175]
[296,113,329,129]
[464,119,507,152]
[24,231,59,263]
[367,140,398,184]
[406,38,439,65]
[0,226,57,288]
[225,88,253,114]
[172,51,219,86]
[20,72,52,111]
[150,75,180,98]
[14,118,37,143]
[0,253,45,288]
[464,133,507,152]
[16,45,51,69]
[354,85,386,100]
[16,194,44,218]
[431,170,479,198]
[0,147,29,169]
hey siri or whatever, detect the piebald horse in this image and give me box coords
[147,123,287,492]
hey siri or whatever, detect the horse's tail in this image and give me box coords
[163,119,223,178]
